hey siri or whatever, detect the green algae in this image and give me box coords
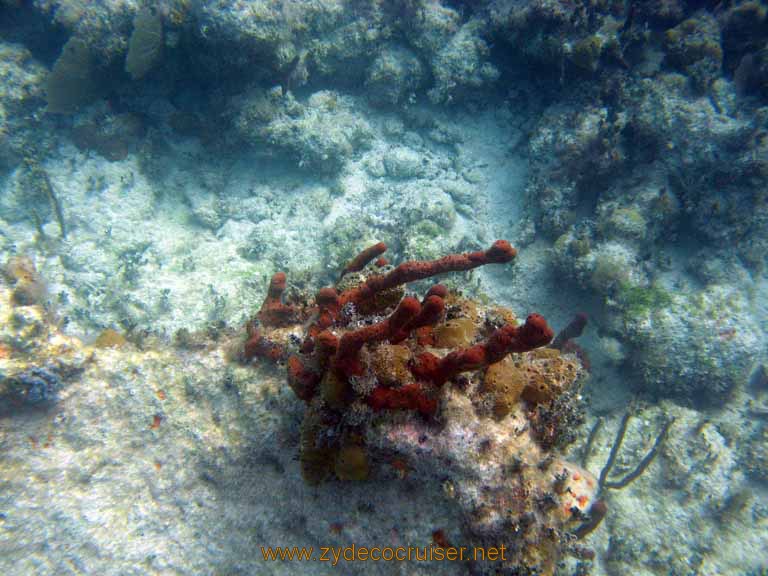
[617,282,673,318]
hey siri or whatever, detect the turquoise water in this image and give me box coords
[0,2,766,575]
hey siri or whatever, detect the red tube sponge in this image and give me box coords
[412,314,554,386]
[334,296,421,377]
[424,284,449,300]
[288,355,320,401]
[552,312,588,350]
[312,287,341,334]
[258,272,299,327]
[339,241,516,309]
[315,330,339,368]
[340,241,388,279]
[243,325,286,362]
[390,293,445,344]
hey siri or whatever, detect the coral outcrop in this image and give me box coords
[531,69,766,404]
[232,89,373,173]
[241,241,599,574]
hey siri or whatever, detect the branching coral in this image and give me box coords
[240,241,602,575]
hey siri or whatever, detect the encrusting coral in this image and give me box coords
[240,241,601,574]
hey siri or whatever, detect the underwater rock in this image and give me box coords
[0,42,46,171]
[191,0,349,83]
[528,103,626,237]
[531,65,767,410]
[623,284,762,404]
[578,403,757,574]
[234,89,373,173]
[663,13,723,92]
[733,48,768,98]
[721,1,768,72]
[382,146,424,179]
[570,35,603,73]
[402,0,460,57]
[186,192,225,231]
[365,44,424,106]
[741,423,768,484]
[598,205,648,240]
[308,16,388,85]
[1,365,61,406]
[37,0,136,69]
[553,238,645,294]
[635,0,686,27]
[0,275,88,413]
[631,76,767,268]
[490,0,617,76]
[428,19,499,104]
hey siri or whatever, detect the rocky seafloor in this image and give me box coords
[0,1,767,575]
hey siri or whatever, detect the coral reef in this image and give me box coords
[577,400,768,575]
[241,241,601,574]
[0,259,764,576]
[0,2,766,573]
[532,68,767,404]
